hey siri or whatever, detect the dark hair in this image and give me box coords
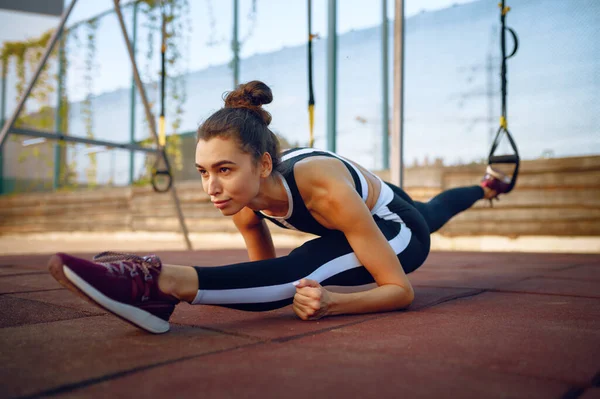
[197,80,281,171]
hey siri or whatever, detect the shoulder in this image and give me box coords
[293,156,357,205]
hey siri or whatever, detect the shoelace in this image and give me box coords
[93,251,161,281]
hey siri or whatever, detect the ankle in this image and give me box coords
[158,265,199,303]
[481,185,497,200]
[157,267,177,297]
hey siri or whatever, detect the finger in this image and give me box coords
[293,278,321,289]
[295,286,322,300]
[294,291,320,307]
[303,278,321,288]
[292,303,310,320]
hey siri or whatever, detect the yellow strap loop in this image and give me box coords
[159,116,166,147]
[498,3,511,15]
[308,105,315,147]
[500,116,507,129]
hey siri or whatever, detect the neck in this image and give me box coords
[247,172,289,216]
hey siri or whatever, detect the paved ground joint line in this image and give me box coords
[414,289,487,310]
[413,272,539,293]
[272,289,487,344]
[7,253,598,398]
[11,289,491,397]
[14,340,267,399]
[170,322,266,342]
[532,275,600,282]
[487,288,600,300]
[0,288,64,296]
[0,313,105,330]
[3,292,108,316]
[0,271,48,278]
[555,263,589,272]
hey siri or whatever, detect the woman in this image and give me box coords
[48,81,512,334]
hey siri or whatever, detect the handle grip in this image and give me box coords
[505,27,519,59]
[489,154,519,164]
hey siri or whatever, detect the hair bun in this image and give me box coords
[224,80,273,125]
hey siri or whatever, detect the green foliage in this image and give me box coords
[1,0,191,193]
[1,30,64,193]
[82,18,99,188]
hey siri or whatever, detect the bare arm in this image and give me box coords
[233,207,276,261]
[293,160,414,319]
[319,187,414,315]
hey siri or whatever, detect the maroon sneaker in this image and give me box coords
[48,251,179,334]
[480,165,512,198]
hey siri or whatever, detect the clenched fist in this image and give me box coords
[292,278,332,320]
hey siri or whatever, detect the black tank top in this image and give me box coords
[254,148,370,236]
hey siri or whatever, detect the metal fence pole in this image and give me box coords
[391,0,404,187]
[326,0,337,152]
[232,0,240,87]
[53,37,65,190]
[381,0,389,170]
[0,58,6,194]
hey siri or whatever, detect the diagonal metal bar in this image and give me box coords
[10,127,159,153]
[0,0,78,153]
[112,0,192,250]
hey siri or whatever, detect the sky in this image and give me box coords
[0,0,477,103]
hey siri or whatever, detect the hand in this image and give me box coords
[292,279,332,320]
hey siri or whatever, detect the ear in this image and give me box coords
[259,152,273,178]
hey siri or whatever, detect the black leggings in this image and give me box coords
[388,184,485,234]
[192,184,484,311]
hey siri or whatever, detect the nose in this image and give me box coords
[206,175,222,197]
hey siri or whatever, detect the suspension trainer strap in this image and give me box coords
[152,1,173,193]
[307,0,315,147]
[488,0,520,192]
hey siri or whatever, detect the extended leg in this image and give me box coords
[384,182,486,234]
[413,186,485,233]
[190,220,412,311]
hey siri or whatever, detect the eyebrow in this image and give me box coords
[195,160,237,169]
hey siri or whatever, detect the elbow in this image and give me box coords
[396,285,414,310]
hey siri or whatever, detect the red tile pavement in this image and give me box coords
[406,267,534,290]
[0,272,62,294]
[420,251,598,269]
[169,286,480,340]
[0,265,45,276]
[291,293,600,385]
[0,296,94,328]
[9,289,107,315]
[0,316,256,399]
[0,250,598,399]
[56,341,570,399]
[497,276,600,297]
[544,264,600,281]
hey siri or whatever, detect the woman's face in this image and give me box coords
[195,136,265,216]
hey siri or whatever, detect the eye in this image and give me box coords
[198,169,207,177]
[219,167,231,174]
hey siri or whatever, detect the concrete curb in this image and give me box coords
[0,231,598,255]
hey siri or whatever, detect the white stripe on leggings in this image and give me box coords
[192,224,412,305]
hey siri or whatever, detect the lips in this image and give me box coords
[212,199,230,209]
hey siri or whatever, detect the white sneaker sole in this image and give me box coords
[63,265,170,334]
[486,165,511,184]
